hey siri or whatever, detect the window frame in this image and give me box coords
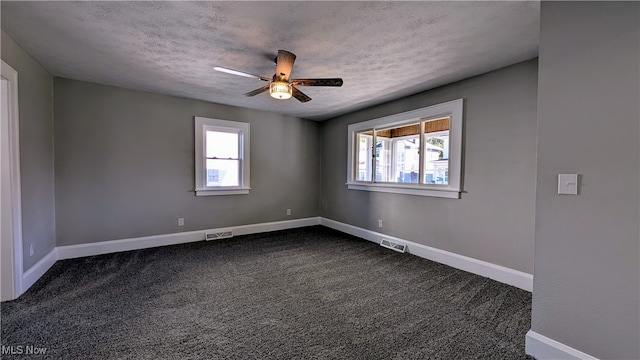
[356,133,373,182]
[346,99,463,199]
[195,116,250,196]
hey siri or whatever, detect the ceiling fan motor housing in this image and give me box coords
[269,81,292,100]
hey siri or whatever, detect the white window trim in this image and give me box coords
[194,116,250,196]
[356,134,373,182]
[346,99,463,199]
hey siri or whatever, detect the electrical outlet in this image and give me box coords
[177,217,185,227]
[286,209,291,216]
[378,219,383,228]
[29,243,34,256]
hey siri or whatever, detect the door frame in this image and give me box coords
[1,60,23,301]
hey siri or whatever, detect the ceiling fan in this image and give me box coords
[214,50,343,103]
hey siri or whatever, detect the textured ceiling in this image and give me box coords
[1,1,539,121]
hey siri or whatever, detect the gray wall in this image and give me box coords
[54,78,319,246]
[320,59,538,274]
[1,30,56,271]
[532,2,639,359]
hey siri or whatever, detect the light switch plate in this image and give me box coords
[558,174,578,195]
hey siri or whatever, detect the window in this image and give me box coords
[195,117,250,196]
[347,99,463,198]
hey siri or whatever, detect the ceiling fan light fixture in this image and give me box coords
[269,81,292,100]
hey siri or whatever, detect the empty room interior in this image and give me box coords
[1,1,638,359]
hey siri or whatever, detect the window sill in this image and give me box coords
[195,188,250,196]
[346,183,460,199]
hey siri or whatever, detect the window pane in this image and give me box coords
[424,132,449,185]
[374,123,419,183]
[206,159,239,187]
[206,131,239,159]
[394,137,420,183]
[356,133,372,181]
[375,137,392,182]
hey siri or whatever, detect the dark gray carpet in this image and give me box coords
[1,226,532,359]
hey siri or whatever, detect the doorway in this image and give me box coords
[1,60,23,301]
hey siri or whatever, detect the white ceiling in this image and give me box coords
[1,1,540,121]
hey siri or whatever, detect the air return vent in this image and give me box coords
[380,238,406,253]
[206,230,233,241]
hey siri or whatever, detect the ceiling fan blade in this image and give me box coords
[275,50,296,81]
[214,67,270,82]
[244,85,270,97]
[292,86,312,103]
[291,78,343,87]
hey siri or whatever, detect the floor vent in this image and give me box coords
[206,230,233,241]
[380,238,407,253]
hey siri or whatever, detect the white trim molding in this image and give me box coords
[320,217,533,291]
[16,217,533,299]
[1,60,23,301]
[526,330,599,360]
[21,248,58,294]
[13,218,321,298]
[346,99,464,199]
[194,116,250,196]
[346,183,461,199]
[58,217,321,260]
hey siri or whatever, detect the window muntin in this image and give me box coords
[195,117,250,196]
[346,99,463,198]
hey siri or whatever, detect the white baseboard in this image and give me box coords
[231,217,321,236]
[21,248,58,294]
[319,217,533,292]
[24,217,531,299]
[58,217,321,260]
[526,330,599,360]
